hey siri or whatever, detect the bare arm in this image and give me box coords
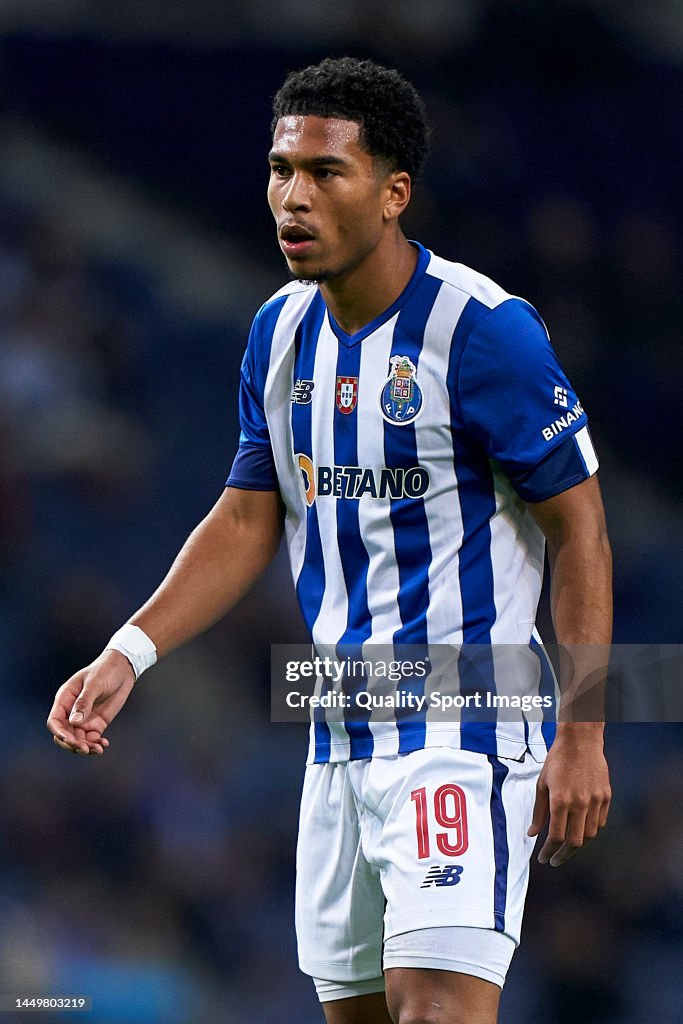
[47,486,283,754]
[527,474,613,865]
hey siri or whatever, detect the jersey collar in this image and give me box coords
[326,241,431,348]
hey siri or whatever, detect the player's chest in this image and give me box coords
[285,330,453,462]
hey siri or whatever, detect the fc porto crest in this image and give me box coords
[336,376,358,415]
[379,355,423,425]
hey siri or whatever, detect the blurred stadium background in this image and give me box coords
[0,1,681,1021]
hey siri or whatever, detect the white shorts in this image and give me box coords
[295,747,540,995]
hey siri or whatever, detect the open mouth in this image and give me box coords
[279,224,317,258]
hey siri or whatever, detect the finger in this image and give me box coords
[51,725,88,751]
[47,697,85,744]
[73,725,105,754]
[582,802,602,843]
[69,684,97,726]
[84,730,107,754]
[47,710,77,744]
[85,730,108,746]
[80,714,110,736]
[598,792,611,829]
[55,725,90,755]
[53,735,86,754]
[47,674,86,725]
[538,803,568,864]
[71,710,112,735]
[53,734,104,756]
[53,735,75,752]
[528,781,549,837]
[73,726,92,754]
[549,807,588,867]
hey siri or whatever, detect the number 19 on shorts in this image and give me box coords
[411,784,469,860]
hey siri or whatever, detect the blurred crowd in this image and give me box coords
[0,198,312,1022]
[0,5,682,1022]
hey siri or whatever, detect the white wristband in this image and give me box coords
[105,624,157,681]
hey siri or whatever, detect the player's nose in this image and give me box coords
[281,172,312,212]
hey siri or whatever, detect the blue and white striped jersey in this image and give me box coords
[227,243,599,764]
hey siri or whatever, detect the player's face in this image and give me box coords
[268,115,392,283]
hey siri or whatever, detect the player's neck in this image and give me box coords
[320,232,418,337]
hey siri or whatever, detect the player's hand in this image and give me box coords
[46,650,136,755]
[527,725,611,867]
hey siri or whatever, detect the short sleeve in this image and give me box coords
[457,298,599,502]
[226,317,278,491]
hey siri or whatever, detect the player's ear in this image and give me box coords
[383,170,411,222]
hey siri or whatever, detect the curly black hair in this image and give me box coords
[272,57,430,181]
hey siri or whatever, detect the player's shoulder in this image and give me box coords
[245,280,319,367]
[246,280,318,351]
[267,278,316,303]
[257,279,317,318]
[424,247,548,344]
[425,248,516,310]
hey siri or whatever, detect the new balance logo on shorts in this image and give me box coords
[420,864,464,888]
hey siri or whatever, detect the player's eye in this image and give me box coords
[271,164,291,178]
[314,168,336,180]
